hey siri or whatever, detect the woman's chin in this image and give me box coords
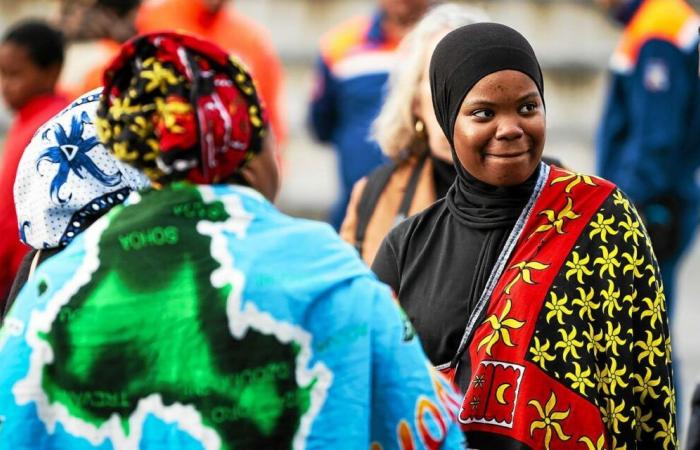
[478,156,540,186]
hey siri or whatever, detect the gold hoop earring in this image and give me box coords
[415,119,425,135]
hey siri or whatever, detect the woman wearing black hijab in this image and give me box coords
[372,23,677,450]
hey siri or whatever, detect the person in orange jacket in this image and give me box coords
[136,0,288,149]
[0,20,68,305]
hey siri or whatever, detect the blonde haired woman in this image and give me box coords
[340,3,488,265]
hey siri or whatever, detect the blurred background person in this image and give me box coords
[0,19,67,307]
[340,3,488,265]
[595,0,700,316]
[57,0,141,98]
[308,0,431,229]
[136,0,288,151]
[596,1,700,427]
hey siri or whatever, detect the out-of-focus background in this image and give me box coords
[0,0,698,441]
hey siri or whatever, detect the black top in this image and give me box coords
[371,165,540,374]
[431,155,456,199]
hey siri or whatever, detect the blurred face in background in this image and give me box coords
[0,42,59,111]
[452,70,545,186]
[58,0,140,43]
[380,0,430,26]
[413,30,452,162]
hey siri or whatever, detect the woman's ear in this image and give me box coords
[239,134,280,203]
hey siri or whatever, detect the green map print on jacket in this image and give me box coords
[14,183,331,450]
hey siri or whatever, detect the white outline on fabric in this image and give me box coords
[448,163,550,368]
[15,186,332,450]
[459,360,526,428]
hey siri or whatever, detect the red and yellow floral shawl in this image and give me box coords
[443,164,676,450]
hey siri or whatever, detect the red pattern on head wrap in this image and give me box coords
[96,31,267,184]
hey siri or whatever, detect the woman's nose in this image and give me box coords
[495,117,524,141]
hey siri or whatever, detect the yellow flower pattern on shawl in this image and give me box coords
[528,391,571,450]
[554,327,583,360]
[619,212,645,245]
[572,286,598,321]
[476,299,525,356]
[504,260,550,295]
[565,362,595,395]
[524,188,676,450]
[529,336,556,370]
[589,213,619,243]
[531,196,581,236]
[564,251,594,284]
[544,292,573,325]
[579,434,607,450]
[550,169,598,193]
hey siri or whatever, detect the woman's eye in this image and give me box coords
[519,103,538,114]
[472,109,493,119]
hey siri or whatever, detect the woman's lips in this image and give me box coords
[484,150,529,159]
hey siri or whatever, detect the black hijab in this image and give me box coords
[429,22,544,149]
[429,22,545,228]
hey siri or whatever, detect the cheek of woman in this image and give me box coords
[451,70,545,186]
[453,113,544,186]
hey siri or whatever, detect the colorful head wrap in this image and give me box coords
[14,88,151,249]
[96,31,268,184]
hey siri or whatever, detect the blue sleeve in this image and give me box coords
[369,281,465,449]
[615,39,692,203]
[308,55,338,143]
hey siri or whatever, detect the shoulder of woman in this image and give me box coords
[547,166,618,194]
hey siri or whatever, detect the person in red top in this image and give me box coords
[0,20,68,304]
[136,0,288,149]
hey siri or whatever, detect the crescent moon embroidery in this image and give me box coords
[495,383,511,405]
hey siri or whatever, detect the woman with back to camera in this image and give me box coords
[372,22,677,449]
[339,3,487,265]
[0,32,465,449]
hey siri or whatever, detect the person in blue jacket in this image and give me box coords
[596,0,700,314]
[0,31,467,450]
[308,0,430,228]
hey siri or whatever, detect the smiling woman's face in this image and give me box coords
[452,70,545,186]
